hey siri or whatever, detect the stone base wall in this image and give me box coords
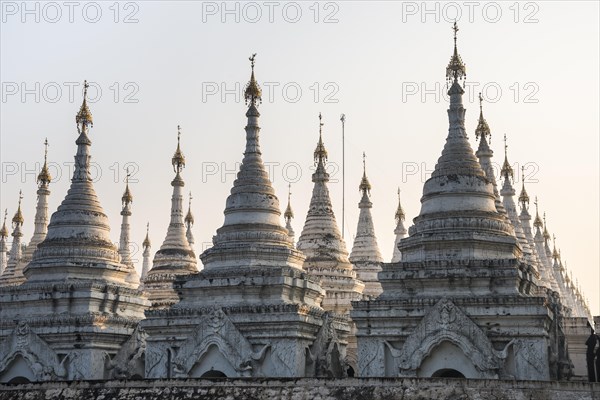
[1,378,598,400]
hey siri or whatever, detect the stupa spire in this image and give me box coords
[542,212,551,246]
[532,198,559,292]
[298,113,364,313]
[475,93,507,216]
[548,233,571,309]
[119,169,139,285]
[398,22,518,264]
[475,93,491,142]
[391,188,407,263]
[0,209,8,275]
[1,192,25,282]
[518,174,550,289]
[501,134,514,182]
[24,82,136,287]
[350,152,383,297]
[199,54,305,272]
[518,166,530,211]
[146,126,197,307]
[499,135,530,262]
[140,222,151,282]
[185,192,195,250]
[284,183,295,241]
[10,139,54,285]
[533,197,543,232]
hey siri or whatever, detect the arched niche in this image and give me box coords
[0,355,36,384]
[417,341,479,379]
[188,344,238,378]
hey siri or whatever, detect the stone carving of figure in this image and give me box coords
[595,334,600,383]
[585,328,597,382]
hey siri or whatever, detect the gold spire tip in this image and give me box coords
[359,151,371,195]
[314,113,328,164]
[284,183,294,220]
[518,165,530,207]
[12,190,24,226]
[76,80,93,129]
[395,187,405,222]
[37,138,52,185]
[185,191,194,225]
[475,92,491,141]
[143,222,151,248]
[446,22,466,84]
[122,167,133,205]
[501,133,514,181]
[244,53,262,107]
[172,125,186,173]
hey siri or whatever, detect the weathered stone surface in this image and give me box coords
[0,378,598,400]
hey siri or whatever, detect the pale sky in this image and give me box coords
[1,1,598,313]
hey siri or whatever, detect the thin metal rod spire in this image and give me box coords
[340,113,346,239]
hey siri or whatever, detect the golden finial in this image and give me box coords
[475,92,491,142]
[185,192,194,225]
[533,197,543,229]
[0,209,8,238]
[314,113,328,165]
[172,125,186,174]
[501,133,514,181]
[76,80,93,131]
[395,187,405,222]
[12,190,24,226]
[122,167,133,205]
[284,183,294,221]
[446,21,466,85]
[552,235,559,259]
[36,138,52,186]
[542,212,551,241]
[359,151,372,195]
[518,166,530,209]
[244,53,262,107]
[143,222,151,248]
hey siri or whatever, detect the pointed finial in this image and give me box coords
[446,21,466,85]
[543,212,551,241]
[172,125,186,174]
[501,133,514,181]
[552,234,559,259]
[76,80,93,132]
[533,196,543,229]
[395,187,406,222]
[244,53,262,107]
[185,192,194,225]
[143,222,151,248]
[475,92,491,142]
[518,166,530,209]
[36,138,52,186]
[0,209,8,238]
[359,151,372,195]
[12,190,24,226]
[122,167,133,205]
[314,112,328,165]
[284,183,294,221]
